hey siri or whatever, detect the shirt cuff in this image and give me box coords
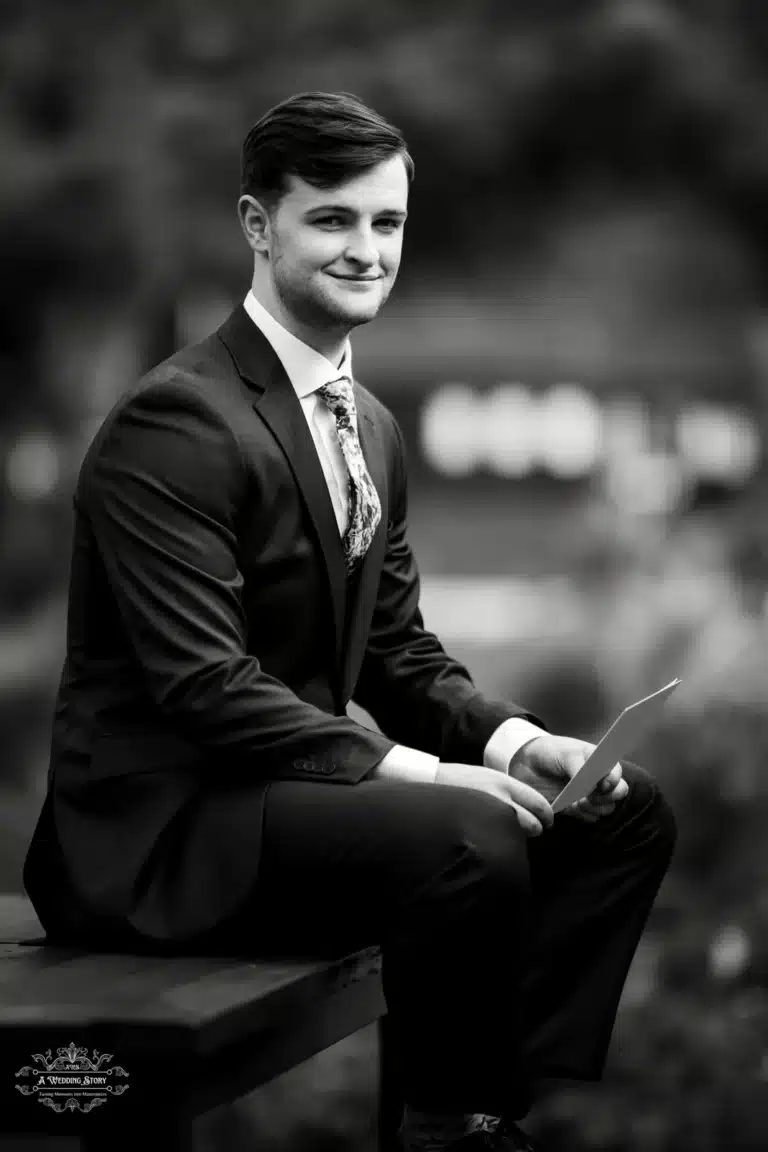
[374,745,441,783]
[483,718,545,774]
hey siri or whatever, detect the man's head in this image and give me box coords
[238,92,413,353]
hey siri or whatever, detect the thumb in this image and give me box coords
[511,802,544,837]
[563,745,593,781]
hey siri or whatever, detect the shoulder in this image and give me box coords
[138,331,244,413]
[78,335,249,491]
[94,331,251,444]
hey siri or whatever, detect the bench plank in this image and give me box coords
[0,939,383,1053]
[0,893,400,1148]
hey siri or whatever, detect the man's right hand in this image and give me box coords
[434,762,554,837]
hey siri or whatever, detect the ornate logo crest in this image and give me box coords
[15,1042,129,1114]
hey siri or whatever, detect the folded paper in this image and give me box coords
[551,679,681,814]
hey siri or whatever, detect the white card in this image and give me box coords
[550,678,681,814]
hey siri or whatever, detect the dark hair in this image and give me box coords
[240,91,414,208]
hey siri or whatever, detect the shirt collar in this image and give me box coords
[243,290,353,399]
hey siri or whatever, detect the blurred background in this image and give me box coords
[2,0,768,1148]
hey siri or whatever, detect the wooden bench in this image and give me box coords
[0,893,403,1150]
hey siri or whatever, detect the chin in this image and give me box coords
[342,302,382,324]
[325,300,383,327]
[327,278,388,312]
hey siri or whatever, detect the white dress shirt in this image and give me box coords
[242,291,543,782]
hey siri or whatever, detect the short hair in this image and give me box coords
[240,91,414,209]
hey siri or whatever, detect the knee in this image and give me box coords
[453,790,531,904]
[618,760,677,862]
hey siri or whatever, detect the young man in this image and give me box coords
[23,92,676,1151]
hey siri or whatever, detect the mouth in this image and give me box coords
[327,273,381,282]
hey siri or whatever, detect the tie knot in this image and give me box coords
[318,376,356,419]
[317,375,354,407]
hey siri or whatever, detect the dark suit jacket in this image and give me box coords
[22,304,545,948]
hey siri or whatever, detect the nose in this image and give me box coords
[344,225,378,268]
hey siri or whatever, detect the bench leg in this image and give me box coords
[378,1014,404,1151]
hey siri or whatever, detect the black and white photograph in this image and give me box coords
[0,3,767,1150]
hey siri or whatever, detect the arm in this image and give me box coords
[352,415,547,765]
[84,379,397,783]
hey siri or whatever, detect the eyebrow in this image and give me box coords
[305,205,408,220]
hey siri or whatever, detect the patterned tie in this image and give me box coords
[317,376,382,574]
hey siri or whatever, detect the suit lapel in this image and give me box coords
[217,306,388,700]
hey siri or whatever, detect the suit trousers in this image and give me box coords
[218,759,676,1119]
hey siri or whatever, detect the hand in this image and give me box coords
[434,762,555,838]
[508,734,629,823]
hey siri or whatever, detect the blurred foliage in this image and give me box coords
[5,0,768,305]
[526,697,768,1151]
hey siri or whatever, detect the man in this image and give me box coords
[23,92,676,1151]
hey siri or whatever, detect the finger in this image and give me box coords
[505,777,555,830]
[577,793,616,817]
[596,777,629,805]
[511,802,544,837]
[598,763,623,792]
[585,787,619,809]
[582,800,616,818]
[611,778,629,802]
[564,804,599,823]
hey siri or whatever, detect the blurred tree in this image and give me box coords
[6,0,768,293]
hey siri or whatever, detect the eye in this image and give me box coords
[315,215,345,229]
[376,218,402,233]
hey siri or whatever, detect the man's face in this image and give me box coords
[265,154,409,333]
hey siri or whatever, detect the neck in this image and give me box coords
[250,276,348,368]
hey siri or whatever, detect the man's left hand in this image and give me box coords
[508,734,629,823]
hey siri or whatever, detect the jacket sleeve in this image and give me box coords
[352,415,548,764]
[83,379,397,783]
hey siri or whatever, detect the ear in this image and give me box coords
[238,195,271,257]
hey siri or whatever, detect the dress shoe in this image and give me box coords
[397,1116,543,1151]
[444,1116,543,1150]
